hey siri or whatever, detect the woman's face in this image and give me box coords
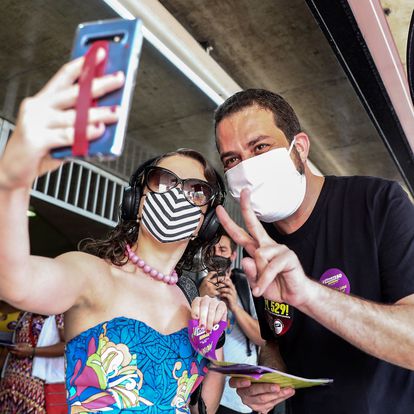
[156,154,208,188]
[139,154,211,239]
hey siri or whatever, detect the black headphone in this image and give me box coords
[407,10,414,105]
[121,157,226,243]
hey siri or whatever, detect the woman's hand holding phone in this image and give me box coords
[0,52,124,190]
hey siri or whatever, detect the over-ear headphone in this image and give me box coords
[408,10,414,105]
[121,157,158,222]
[197,170,226,243]
[121,157,226,243]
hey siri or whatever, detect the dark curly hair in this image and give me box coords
[79,148,226,275]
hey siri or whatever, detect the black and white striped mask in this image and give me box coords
[141,187,202,243]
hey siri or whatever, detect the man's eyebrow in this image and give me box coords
[220,136,271,161]
[247,135,271,148]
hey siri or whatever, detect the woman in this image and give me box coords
[0,310,65,414]
[0,51,227,412]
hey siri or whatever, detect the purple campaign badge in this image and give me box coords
[188,319,226,360]
[319,268,350,294]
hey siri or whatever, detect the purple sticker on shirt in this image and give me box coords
[319,268,350,294]
[188,319,226,360]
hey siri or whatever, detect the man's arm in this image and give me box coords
[259,339,286,371]
[300,280,414,369]
[217,190,414,370]
[11,341,65,358]
[230,305,265,347]
[201,347,225,413]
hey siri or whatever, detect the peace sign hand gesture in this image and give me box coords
[216,189,313,308]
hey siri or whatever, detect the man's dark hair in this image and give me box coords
[220,229,237,254]
[214,89,301,147]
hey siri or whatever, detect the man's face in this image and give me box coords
[214,235,233,259]
[216,105,291,172]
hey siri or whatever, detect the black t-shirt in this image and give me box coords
[254,176,414,414]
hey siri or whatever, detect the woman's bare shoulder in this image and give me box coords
[55,251,113,281]
[56,251,116,310]
[56,250,106,264]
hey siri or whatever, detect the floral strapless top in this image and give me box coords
[65,317,208,413]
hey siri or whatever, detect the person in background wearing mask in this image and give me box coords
[212,89,414,414]
[198,231,265,414]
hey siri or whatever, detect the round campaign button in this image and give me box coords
[273,318,284,335]
[264,299,293,336]
[319,268,350,294]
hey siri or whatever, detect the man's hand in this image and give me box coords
[216,189,314,308]
[229,378,295,413]
[199,272,222,298]
[10,343,34,358]
[218,276,238,312]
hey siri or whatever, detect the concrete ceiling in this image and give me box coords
[0,0,412,252]
[159,0,413,181]
[1,0,411,180]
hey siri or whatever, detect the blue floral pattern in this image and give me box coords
[66,317,208,413]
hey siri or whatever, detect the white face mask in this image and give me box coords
[225,140,306,222]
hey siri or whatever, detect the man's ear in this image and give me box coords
[293,132,310,162]
[230,250,237,263]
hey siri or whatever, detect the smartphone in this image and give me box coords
[52,18,143,160]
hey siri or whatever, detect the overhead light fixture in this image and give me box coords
[102,0,240,105]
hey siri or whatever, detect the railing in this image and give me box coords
[32,160,127,227]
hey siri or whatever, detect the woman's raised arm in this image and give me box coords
[0,52,124,314]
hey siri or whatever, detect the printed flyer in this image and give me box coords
[188,319,333,389]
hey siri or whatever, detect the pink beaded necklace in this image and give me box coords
[126,244,178,285]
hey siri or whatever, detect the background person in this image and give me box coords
[0,309,65,414]
[213,88,414,414]
[198,231,265,414]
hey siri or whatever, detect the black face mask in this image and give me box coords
[209,255,232,277]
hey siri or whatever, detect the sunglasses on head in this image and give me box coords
[143,166,217,207]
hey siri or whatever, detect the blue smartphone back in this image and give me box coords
[52,18,143,160]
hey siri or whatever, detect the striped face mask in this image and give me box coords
[141,187,202,243]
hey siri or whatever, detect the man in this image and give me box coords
[198,232,265,414]
[213,89,414,414]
